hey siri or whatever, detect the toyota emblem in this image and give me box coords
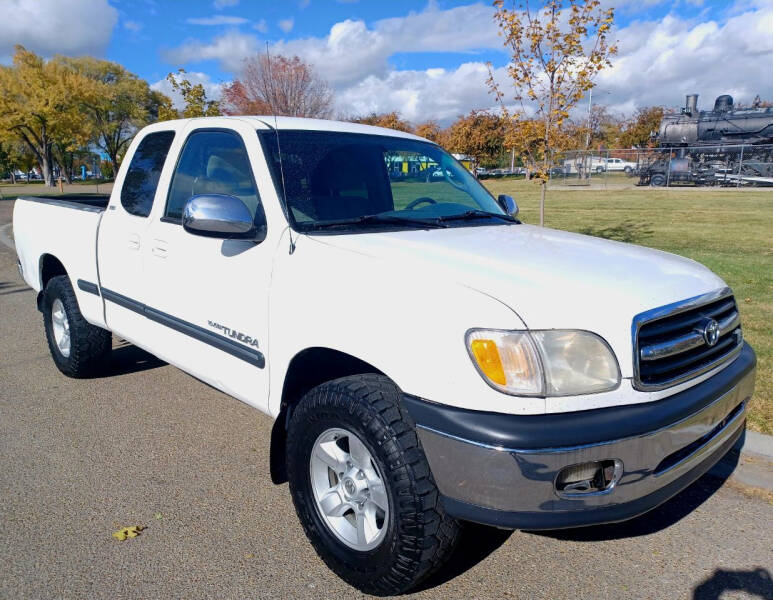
[702,319,720,347]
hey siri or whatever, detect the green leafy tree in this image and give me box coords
[59,56,170,170]
[350,112,412,132]
[0,46,89,186]
[414,120,444,143]
[619,106,664,148]
[100,159,115,179]
[161,69,221,119]
[444,111,506,171]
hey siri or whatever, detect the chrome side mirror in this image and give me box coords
[182,194,265,242]
[497,194,518,217]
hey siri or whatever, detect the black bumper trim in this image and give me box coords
[403,343,755,450]
[441,423,744,530]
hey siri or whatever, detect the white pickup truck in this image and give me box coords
[13,117,756,595]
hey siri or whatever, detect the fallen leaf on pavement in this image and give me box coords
[112,526,145,540]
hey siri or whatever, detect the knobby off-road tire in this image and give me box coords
[43,275,111,378]
[287,374,460,595]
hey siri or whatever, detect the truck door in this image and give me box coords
[141,123,272,411]
[97,129,177,348]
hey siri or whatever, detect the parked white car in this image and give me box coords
[604,157,638,172]
[13,117,756,595]
[562,155,607,174]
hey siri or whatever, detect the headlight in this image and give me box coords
[466,329,620,397]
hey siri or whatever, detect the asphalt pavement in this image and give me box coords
[1,197,772,600]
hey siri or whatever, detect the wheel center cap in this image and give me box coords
[343,479,357,496]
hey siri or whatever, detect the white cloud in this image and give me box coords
[151,71,224,109]
[163,32,260,72]
[594,5,773,115]
[278,18,295,33]
[163,3,498,86]
[337,62,505,122]
[160,0,773,124]
[213,0,239,8]
[0,0,117,61]
[253,19,268,33]
[123,20,143,32]
[186,15,248,26]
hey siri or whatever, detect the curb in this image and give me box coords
[0,222,14,251]
[743,429,773,460]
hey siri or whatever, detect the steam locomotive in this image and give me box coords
[639,94,773,186]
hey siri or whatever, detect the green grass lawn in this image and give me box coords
[484,179,773,434]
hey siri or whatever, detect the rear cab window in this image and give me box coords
[120,131,176,217]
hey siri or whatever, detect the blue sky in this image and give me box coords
[2,0,771,123]
[106,0,737,88]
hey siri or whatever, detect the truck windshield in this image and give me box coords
[259,130,512,233]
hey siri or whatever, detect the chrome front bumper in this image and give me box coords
[411,346,756,530]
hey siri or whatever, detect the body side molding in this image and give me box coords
[83,281,265,368]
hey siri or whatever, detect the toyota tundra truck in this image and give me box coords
[12,116,756,595]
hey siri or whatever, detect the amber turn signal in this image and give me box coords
[469,338,507,385]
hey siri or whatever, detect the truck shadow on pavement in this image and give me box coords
[100,341,166,377]
[0,281,31,296]
[693,567,773,599]
[413,522,514,593]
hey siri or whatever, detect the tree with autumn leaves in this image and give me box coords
[488,0,618,225]
[0,46,173,184]
[221,55,332,118]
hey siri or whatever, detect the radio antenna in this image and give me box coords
[266,42,294,254]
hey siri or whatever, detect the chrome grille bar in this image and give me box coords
[632,288,744,391]
[640,311,741,361]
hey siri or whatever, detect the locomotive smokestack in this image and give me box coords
[713,95,734,113]
[685,94,699,116]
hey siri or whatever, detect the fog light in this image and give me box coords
[555,459,622,497]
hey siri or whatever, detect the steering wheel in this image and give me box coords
[405,197,437,210]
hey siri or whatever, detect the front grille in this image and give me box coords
[634,290,743,390]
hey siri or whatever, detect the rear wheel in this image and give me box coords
[287,374,459,595]
[43,275,111,377]
[650,173,667,186]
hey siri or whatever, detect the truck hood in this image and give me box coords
[308,223,727,378]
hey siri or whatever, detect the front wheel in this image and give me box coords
[287,374,459,595]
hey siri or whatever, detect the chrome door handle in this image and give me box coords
[128,234,140,250]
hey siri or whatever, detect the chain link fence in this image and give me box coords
[549,144,773,188]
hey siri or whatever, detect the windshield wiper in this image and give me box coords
[304,214,448,231]
[433,209,518,223]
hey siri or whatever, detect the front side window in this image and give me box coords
[165,130,261,222]
[120,131,175,217]
[260,130,512,233]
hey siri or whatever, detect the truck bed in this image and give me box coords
[13,194,110,328]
